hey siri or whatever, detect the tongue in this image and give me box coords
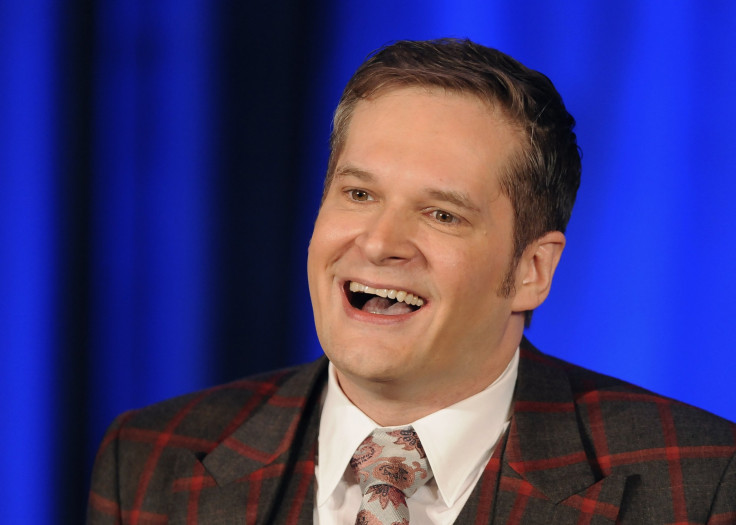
[361,296,414,315]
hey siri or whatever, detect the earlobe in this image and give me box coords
[511,231,566,312]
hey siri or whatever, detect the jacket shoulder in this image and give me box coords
[115,358,328,444]
[520,339,736,447]
[87,358,327,524]
[514,341,736,522]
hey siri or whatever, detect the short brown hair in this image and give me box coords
[324,39,581,319]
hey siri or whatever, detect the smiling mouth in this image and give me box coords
[345,281,425,315]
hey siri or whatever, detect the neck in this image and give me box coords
[337,375,504,426]
[335,331,522,426]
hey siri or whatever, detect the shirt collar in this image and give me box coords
[317,364,378,506]
[316,348,519,507]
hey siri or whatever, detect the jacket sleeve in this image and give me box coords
[86,412,132,525]
[707,450,736,524]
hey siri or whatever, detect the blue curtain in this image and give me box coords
[88,0,216,460]
[2,2,735,523]
[1,3,61,525]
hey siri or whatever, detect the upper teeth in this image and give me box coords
[349,281,425,307]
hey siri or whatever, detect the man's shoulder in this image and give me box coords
[520,339,736,443]
[108,357,329,444]
[88,359,328,522]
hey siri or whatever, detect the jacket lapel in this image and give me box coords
[461,340,635,523]
[164,341,636,523]
[168,358,328,524]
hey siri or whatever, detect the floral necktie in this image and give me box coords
[350,426,433,525]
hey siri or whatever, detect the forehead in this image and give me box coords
[339,87,521,195]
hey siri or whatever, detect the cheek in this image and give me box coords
[310,209,366,268]
[312,207,352,245]
[435,248,509,304]
[307,225,334,298]
[307,213,353,295]
[306,236,321,281]
[308,215,337,265]
[306,251,322,315]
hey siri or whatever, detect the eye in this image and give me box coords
[431,209,457,224]
[347,189,372,201]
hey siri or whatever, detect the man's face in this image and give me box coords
[307,87,526,399]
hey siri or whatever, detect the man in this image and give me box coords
[88,39,736,524]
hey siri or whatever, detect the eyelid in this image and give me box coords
[344,188,374,201]
[428,208,462,225]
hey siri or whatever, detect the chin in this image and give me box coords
[326,341,412,382]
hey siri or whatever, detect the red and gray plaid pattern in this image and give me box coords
[88,339,736,524]
[87,360,328,524]
[350,427,433,524]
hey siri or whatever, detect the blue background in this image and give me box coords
[2,2,735,523]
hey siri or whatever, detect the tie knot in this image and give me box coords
[350,426,433,524]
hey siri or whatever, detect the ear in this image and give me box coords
[510,231,566,312]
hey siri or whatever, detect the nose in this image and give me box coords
[355,207,419,265]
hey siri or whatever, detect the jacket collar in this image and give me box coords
[506,339,598,500]
[201,357,328,486]
[180,342,634,523]
[490,338,633,522]
[200,339,601,499]
[167,358,328,524]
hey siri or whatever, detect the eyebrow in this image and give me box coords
[334,165,375,182]
[425,188,480,214]
[334,164,481,214]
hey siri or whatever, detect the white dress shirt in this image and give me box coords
[315,348,519,525]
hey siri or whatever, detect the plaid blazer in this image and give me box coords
[88,339,736,524]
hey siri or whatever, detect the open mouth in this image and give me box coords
[345,280,425,316]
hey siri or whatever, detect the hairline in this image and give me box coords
[325,82,529,197]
